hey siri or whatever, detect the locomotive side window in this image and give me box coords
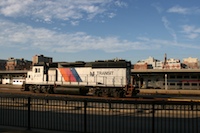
[35,68,40,73]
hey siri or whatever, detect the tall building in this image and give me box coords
[183,57,199,69]
[32,55,53,65]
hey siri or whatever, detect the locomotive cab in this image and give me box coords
[26,65,46,83]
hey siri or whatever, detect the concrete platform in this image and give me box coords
[140,89,200,95]
[0,84,22,89]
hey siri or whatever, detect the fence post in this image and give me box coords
[152,102,155,133]
[27,97,31,130]
[108,101,112,111]
[84,100,87,133]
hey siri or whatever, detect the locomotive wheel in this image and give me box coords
[102,89,108,97]
[29,85,35,93]
[35,85,41,93]
[113,90,124,98]
[41,86,48,93]
[97,92,102,97]
[94,89,107,97]
[131,90,140,96]
[113,91,119,98]
[95,90,102,97]
[94,89,100,96]
[47,86,54,94]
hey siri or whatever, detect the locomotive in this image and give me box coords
[22,59,139,97]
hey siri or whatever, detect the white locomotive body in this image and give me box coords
[23,59,139,97]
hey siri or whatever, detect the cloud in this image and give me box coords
[137,37,200,49]
[167,6,189,14]
[0,19,152,53]
[181,25,200,39]
[161,17,177,43]
[108,12,116,18]
[1,19,200,54]
[151,3,164,14]
[167,5,200,15]
[114,1,127,8]
[70,21,79,26]
[0,0,122,24]
[0,0,33,16]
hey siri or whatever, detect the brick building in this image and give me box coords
[133,63,148,69]
[134,57,163,69]
[5,57,32,70]
[163,58,182,69]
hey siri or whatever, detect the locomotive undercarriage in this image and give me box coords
[23,84,90,95]
[22,84,139,98]
[23,85,54,94]
[93,87,125,98]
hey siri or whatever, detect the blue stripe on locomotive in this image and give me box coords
[70,68,82,82]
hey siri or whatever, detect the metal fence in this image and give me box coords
[0,93,200,133]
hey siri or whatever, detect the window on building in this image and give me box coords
[35,68,41,73]
[170,83,175,86]
[177,83,182,86]
[191,75,197,79]
[192,83,197,86]
[169,75,175,79]
[177,76,182,79]
[184,83,190,86]
[184,75,190,79]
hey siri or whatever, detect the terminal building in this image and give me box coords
[132,55,200,90]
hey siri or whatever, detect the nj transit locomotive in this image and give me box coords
[22,59,139,97]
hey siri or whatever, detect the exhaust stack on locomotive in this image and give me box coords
[22,59,139,97]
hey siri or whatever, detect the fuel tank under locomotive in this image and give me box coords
[53,86,89,95]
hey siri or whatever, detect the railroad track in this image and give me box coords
[0,88,178,102]
[1,87,200,103]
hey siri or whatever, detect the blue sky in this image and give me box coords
[0,0,200,63]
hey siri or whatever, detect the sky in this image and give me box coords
[0,0,200,63]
